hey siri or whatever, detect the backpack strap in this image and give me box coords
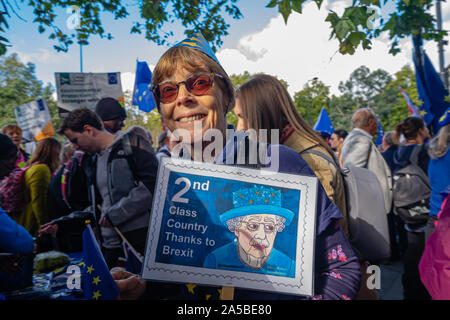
[121,132,139,184]
[408,144,423,166]
[299,148,339,170]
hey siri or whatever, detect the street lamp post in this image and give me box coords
[306,77,318,125]
[436,0,449,90]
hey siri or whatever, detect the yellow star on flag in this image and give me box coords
[92,290,102,300]
[205,294,211,300]
[78,262,86,268]
[218,288,223,299]
[180,41,200,48]
[87,265,94,274]
[92,276,102,286]
[186,283,196,294]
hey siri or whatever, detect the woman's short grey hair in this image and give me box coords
[383,131,399,147]
[225,215,287,233]
[428,124,450,159]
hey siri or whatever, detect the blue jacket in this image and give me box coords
[0,207,34,254]
[428,150,450,216]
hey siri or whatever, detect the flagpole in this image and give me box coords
[80,43,83,73]
[436,0,449,90]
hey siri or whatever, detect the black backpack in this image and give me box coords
[392,145,430,226]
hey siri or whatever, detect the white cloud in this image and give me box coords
[121,71,135,94]
[16,48,68,65]
[119,63,155,94]
[217,0,450,96]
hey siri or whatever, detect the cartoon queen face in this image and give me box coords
[219,186,294,270]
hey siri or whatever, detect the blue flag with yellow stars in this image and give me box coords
[123,241,143,275]
[81,225,119,300]
[413,37,450,133]
[313,107,334,137]
[132,60,157,112]
[376,120,384,146]
[174,32,220,65]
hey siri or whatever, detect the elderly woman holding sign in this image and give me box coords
[111,34,361,300]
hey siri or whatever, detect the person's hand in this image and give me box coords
[110,267,146,300]
[99,215,112,228]
[38,222,58,236]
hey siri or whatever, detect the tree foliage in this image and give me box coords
[229,65,417,133]
[0,0,242,56]
[267,0,447,55]
[123,89,164,148]
[2,0,442,57]
[293,78,331,126]
[0,53,60,129]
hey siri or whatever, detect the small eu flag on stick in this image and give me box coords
[132,60,157,113]
[81,225,120,300]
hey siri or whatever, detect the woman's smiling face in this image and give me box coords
[159,65,227,144]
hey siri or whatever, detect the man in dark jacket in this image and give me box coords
[57,108,158,267]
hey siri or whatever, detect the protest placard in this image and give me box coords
[142,158,318,297]
[14,99,54,142]
[54,72,124,116]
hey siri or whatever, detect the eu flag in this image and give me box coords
[376,120,384,146]
[81,225,119,300]
[122,241,143,275]
[132,60,157,112]
[313,107,334,137]
[413,37,450,133]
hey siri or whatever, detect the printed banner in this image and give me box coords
[14,99,55,142]
[54,72,124,116]
[142,159,318,297]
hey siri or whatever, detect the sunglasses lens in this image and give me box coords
[157,74,214,103]
[159,83,179,103]
[187,75,213,95]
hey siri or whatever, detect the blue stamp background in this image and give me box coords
[155,171,301,277]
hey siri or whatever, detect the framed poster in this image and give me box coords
[54,72,124,116]
[142,158,318,297]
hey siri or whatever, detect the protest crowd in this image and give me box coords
[1,33,450,301]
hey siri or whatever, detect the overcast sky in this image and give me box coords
[6,0,450,98]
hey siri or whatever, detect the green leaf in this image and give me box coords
[279,0,292,24]
[339,41,356,55]
[291,0,303,14]
[335,19,356,40]
[325,12,340,27]
[266,0,279,8]
[348,31,365,46]
[0,43,6,56]
[314,0,324,9]
[362,38,372,50]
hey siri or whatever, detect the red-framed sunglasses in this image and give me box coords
[152,73,223,104]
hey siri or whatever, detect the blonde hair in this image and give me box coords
[428,124,450,159]
[152,46,235,114]
[29,138,62,172]
[236,73,334,155]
